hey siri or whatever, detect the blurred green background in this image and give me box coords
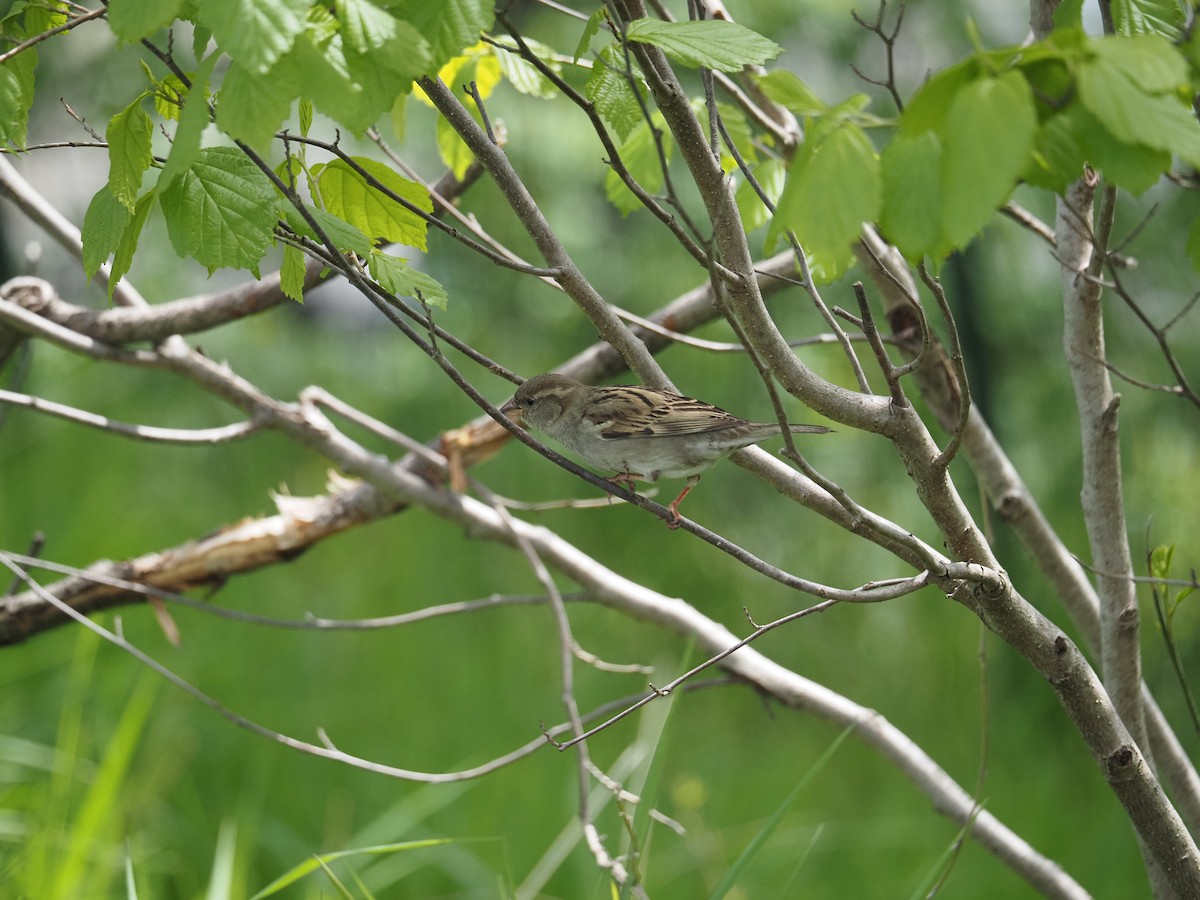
[2,1,1198,897]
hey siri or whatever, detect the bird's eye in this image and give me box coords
[524,398,535,407]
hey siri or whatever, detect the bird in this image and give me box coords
[500,372,831,527]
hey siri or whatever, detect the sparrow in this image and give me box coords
[500,373,831,526]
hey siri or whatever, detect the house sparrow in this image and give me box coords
[500,373,831,526]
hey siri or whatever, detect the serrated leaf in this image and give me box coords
[335,0,400,53]
[192,24,213,61]
[0,46,35,147]
[625,18,782,73]
[574,7,606,63]
[897,59,976,136]
[109,190,156,299]
[106,97,153,211]
[277,32,364,128]
[605,113,671,216]
[284,204,375,257]
[343,36,428,132]
[586,45,646,142]
[20,0,67,34]
[280,243,307,302]
[492,38,559,99]
[1090,34,1188,93]
[879,130,944,259]
[438,44,502,100]
[1078,55,1200,167]
[1059,101,1170,194]
[1112,0,1185,38]
[160,146,276,273]
[197,0,309,74]
[399,0,495,72]
[216,61,292,150]
[315,157,432,250]
[81,184,132,280]
[1024,111,1087,192]
[755,70,828,116]
[939,70,1036,247]
[106,0,184,41]
[769,122,880,270]
[368,252,448,308]
[153,73,188,121]
[735,157,783,233]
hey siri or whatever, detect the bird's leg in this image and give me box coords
[605,470,641,506]
[665,475,701,529]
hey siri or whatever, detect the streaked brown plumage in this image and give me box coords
[500,373,831,526]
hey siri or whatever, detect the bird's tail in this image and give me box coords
[787,423,833,434]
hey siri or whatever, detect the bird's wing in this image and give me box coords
[582,386,749,439]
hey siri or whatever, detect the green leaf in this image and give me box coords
[284,205,375,257]
[879,130,944,258]
[106,97,154,211]
[216,61,292,150]
[338,0,432,84]
[106,0,184,41]
[574,7,606,63]
[769,122,880,269]
[715,100,756,170]
[492,39,559,99]
[624,18,782,72]
[1058,101,1170,194]
[335,0,401,54]
[0,59,33,147]
[299,97,314,136]
[158,54,218,190]
[735,157,784,233]
[153,73,188,121]
[1090,34,1188,93]
[1078,54,1200,167]
[197,0,309,75]
[435,113,475,180]
[1024,110,1087,192]
[81,184,132,281]
[1052,0,1085,31]
[586,45,646,142]
[897,59,976,136]
[314,157,432,250]
[159,147,277,274]
[1111,0,1185,38]
[110,190,156,299]
[17,0,67,35]
[605,114,672,216]
[754,70,828,116]
[939,70,1036,247]
[368,252,448,308]
[343,36,428,131]
[280,243,307,302]
[398,0,495,72]
[277,32,363,128]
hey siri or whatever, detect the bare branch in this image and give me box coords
[0,388,262,444]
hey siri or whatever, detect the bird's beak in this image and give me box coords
[499,398,524,425]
